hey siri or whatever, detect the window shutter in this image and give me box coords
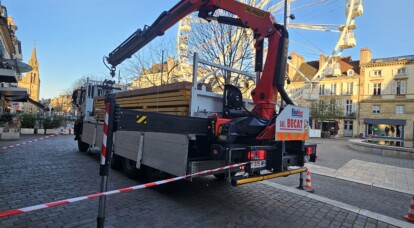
[352,82,356,95]
[342,83,346,95]
[391,81,396,94]
[352,101,356,113]
[401,81,406,94]
[368,84,372,95]
[335,83,340,95]
[343,99,346,114]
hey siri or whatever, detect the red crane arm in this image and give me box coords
[107,0,290,120]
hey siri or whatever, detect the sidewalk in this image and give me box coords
[306,137,414,194]
[306,160,414,194]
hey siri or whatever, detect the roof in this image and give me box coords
[290,56,360,83]
[371,55,414,63]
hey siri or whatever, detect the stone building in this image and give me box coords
[287,52,361,137]
[50,94,73,115]
[287,48,414,141]
[0,3,31,114]
[359,48,414,141]
[18,47,40,102]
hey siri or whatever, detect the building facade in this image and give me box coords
[287,48,414,141]
[287,52,361,137]
[50,94,73,115]
[359,49,414,141]
[18,47,40,101]
[0,3,30,114]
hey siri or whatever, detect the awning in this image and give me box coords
[0,87,28,102]
[27,97,45,109]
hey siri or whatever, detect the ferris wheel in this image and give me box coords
[176,0,364,100]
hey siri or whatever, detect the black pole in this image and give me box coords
[297,140,305,190]
[97,93,116,228]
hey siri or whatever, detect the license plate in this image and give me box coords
[250,160,266,169]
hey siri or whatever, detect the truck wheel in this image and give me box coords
[78,140,89,152]
[145,166,169,182]
[110,154,122,170]
[122,158,139,179]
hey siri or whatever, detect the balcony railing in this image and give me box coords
[344,112,355,118]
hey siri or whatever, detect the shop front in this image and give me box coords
[365,119,406,140]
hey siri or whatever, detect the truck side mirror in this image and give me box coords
[72,89,79,105]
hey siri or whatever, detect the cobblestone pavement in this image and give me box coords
[0,135,412,227]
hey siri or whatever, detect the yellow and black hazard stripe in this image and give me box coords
[136,115,147,124]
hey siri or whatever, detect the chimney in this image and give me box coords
[287,52,305,78]
[290,52,305,67]
[319,54,326,70]
[360,47,372,65]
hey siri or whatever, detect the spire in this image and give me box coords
[28,46,38,68]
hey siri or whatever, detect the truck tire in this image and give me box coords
[78,140,89,152]
[145,166,170,182]
[122,158,140,179]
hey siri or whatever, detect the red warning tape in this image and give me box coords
[0,132,62,152]
[0,162,248,218]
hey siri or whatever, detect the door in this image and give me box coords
[343,120,353,137]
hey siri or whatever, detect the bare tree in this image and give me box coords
[187,10,255,92]
[59,75,104,96]
[122,37,180,88]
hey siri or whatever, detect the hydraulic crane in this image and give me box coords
[72,0,315,189]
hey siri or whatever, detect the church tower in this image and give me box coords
[18,47,40,101]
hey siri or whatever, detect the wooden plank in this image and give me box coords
[94,82,193,100]
[94,107,189,114]
[95,90,190,103]
[114,96,189,105]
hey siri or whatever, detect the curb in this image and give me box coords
[263,181,413,228]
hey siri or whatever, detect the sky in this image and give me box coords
[2,0,414,99]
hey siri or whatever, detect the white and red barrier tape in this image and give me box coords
[0,162,248,218]
[0,132,62,152]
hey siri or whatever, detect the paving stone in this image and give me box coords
[0,135,406,227]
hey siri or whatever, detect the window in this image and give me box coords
[397,67,408,75]
[345,100,353,115]
[392,81,406,95]
[319,84,325,95]
[373,70,382,76]
[347,69,354,76]
[330,83,337,95]
[396,105,404,114]
[373,83,381,95]
[372,105,380,114]
[346,82,353,95]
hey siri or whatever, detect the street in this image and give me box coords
[0,135,413,227]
